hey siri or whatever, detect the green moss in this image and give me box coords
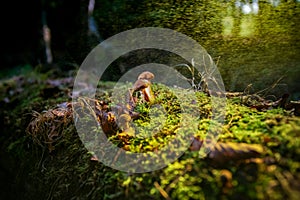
[1,73,300,200]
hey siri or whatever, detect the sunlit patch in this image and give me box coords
[72,27,226,173]
[242,4,252,14]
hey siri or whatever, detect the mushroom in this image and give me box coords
[138,71,155,80]
[130,71,155,104]
[132,78,152,92]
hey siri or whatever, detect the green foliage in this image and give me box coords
[94,0,224,42]
[109,83,194,153]
[2,74,300,199]
[140,0,223,40]
[254,0,300,39]
[92,0,300,98]
[0,64,33,80]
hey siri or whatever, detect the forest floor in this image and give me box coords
[0,68,300,200]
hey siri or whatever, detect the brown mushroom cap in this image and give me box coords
[138,71,154,80]
[132,78,151,91]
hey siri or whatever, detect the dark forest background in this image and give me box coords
[1,0,300,98]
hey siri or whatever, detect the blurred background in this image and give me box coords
[1,0,299,99]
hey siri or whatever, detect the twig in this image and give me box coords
[154,181,171,200]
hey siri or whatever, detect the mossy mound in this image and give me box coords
[1,73,300,200]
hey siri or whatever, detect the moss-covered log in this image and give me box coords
[1,71,300,199]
